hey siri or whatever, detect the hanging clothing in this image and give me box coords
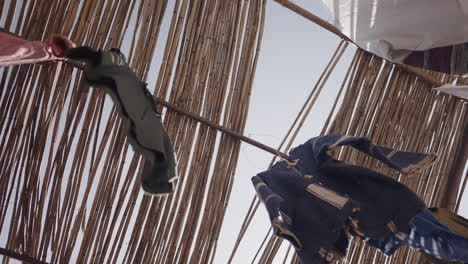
[320,0,468,63]
[0,30,76,67]
[66,47,177,195]
[252,134,436,263]
[367,209,468,263]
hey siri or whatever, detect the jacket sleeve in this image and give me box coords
[312,134,437,175]
[251,175,302,249]
[252,175,282,221]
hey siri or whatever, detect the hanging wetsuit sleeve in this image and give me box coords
[317,134,437,175]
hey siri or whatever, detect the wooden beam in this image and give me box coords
[0,248,49,264]
[396,64,444,87]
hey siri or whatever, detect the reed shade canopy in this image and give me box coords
[0,1,466,264]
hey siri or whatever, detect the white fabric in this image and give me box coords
[321,0,468,62]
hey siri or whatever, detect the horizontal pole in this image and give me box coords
[0,248,49,264]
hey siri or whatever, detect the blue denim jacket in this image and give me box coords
[252,134,436,263]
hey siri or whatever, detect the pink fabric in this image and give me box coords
[0,32,76,67]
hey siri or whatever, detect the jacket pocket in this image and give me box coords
[306,183,348,209]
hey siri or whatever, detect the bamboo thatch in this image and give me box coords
[0,0,266,263]
[0,0,466,264]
